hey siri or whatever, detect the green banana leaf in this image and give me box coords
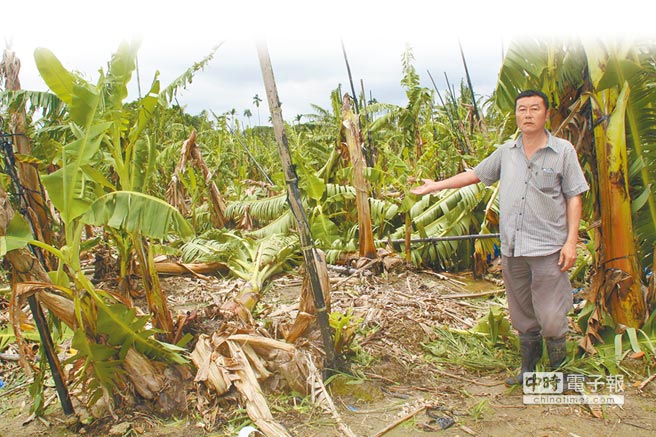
[82,191,193,240]
[0,214,34,256]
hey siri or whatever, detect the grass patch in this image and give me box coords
[423,326,518,372]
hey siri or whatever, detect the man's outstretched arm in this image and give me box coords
[410,170,481,196]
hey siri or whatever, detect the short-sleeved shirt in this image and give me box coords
[473,131,589,257]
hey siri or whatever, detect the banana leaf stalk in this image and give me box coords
[132,235,175,339]
[257,41,338,373]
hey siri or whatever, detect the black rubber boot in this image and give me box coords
[505,332,543,386]
[546,336,567,370]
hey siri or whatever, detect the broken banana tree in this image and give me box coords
[1,49,57,271]
[341,93,377,259]
[1,184,189,417]
[167,129,227,228]
[191,324,356,437]
[586,45,645,329]
[217,233,301,320]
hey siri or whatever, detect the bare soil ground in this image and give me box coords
[1,266,655,436]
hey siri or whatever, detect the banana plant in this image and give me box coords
[399,183,494,268]
[589,41,656,272]
[34,41,214,308]
[82,190,194,334]
[1,42,207,411]
[494,38,656,333]
[180,231,300,317]
[368,46,434,165]
[587,53,644,328]
[1,187,190,415]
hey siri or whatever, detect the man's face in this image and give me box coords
[515,96,549,135]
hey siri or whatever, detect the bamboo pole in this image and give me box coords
[256,41,338,374]
[340,40,360,114]
[457,39,480,123]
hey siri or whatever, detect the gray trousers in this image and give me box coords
[501,252,573,338]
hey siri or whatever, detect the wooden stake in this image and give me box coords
[256,41,339,375]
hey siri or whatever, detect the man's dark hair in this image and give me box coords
[515,90,549,110]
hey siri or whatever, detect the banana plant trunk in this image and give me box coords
[0,183,73,415]
[592,84,645,328]
[256,41,338,373]
[168,130,227,228]
[341,95,377,259]
[1,49,57,270]
[186,130,227,228]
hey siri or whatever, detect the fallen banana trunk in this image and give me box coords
[153,261,229,277]
[191,335,239,396]
[226,340,293,437]
[191,328,356,437]
[191,331,293,436]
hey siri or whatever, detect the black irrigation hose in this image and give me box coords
[380,233,500,245]
[1,132,36,222]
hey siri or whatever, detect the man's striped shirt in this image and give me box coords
[473,131,589,257]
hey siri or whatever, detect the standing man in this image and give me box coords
[411,90,589,385]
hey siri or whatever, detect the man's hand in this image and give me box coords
[558,241,577,272]
[410,178,441,196]
[410,171,480,196]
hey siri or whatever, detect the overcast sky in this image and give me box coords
[3,1,653,124]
